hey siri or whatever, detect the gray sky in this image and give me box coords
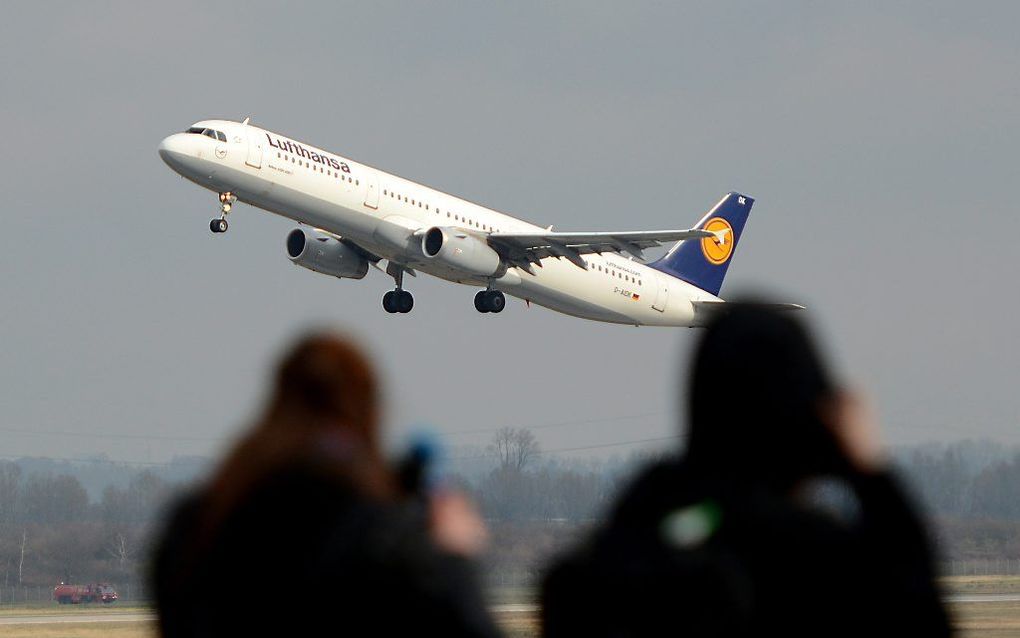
[1,2,1018,465]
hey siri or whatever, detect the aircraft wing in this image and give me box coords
[488,228,713,272]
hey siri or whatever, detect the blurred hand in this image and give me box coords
[429,489,489,557]
[820,391,887,475]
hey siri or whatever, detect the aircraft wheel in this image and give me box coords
[397,290,414,314]
[382,291,398,313]
[210,218,228,233]
[487,291,506,313]
[474,291,490,313]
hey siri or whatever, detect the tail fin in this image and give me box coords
[649,192,754,296]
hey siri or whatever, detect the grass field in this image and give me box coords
[941,575,1020,637]
[488,605,1020,638]
[943,575,1020,595]
[1,613,1017,638]
[950,601,1020,638]
[0,621,154,638]
[486,580,1020,638]
[0,605,155,638]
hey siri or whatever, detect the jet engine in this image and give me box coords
[285,228,369,279]
[421,227,502,277]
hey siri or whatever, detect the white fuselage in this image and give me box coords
[158,119,721,326]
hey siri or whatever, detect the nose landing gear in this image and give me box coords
[210,192,236,234]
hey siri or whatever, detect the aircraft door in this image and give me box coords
[363,173,379,209]
[245,128,262,169]
[652,273,669,312]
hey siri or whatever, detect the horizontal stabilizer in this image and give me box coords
[692,300,806,314]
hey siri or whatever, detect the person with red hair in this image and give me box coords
[153,333,496,637]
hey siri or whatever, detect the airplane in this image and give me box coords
[158,119,795,326]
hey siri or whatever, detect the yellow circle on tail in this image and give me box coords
[701,218,735,265]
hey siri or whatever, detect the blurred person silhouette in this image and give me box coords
[153,334,498,637]
[542,305,950,637]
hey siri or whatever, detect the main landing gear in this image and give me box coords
[382,265,414,314]
[383,289,414,314]
[209,192,236,234]
[474,290,505,314]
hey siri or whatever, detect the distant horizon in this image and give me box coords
[2,434,1016,473]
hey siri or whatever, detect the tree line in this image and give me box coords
[453,431,1020,576]
[0,462,176,589]
[0,433,1017,591]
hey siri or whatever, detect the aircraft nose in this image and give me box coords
[157,133,188,161]
[158,133,201,176]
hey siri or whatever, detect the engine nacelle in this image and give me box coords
[286,228,368,279]
[421,227,502,277]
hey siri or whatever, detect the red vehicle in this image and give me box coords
[53,583,118,604]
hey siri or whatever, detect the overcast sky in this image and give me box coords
[1,2,1017,466]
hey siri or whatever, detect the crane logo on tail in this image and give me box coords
[700,218,735,265]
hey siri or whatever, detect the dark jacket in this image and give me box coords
[153,465,499,638]
[542,460,950,637]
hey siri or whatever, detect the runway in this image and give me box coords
[488,595,1020,613]
[0,594,1015,626]
[491,603,539,613]
[0,611,155,625]
[944,593,1020,603]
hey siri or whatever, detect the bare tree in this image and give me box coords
[107,531,132,571]
[511,429,538,470]
[490,427,515,468]
[18,529,27,586]
[489,427,539,471]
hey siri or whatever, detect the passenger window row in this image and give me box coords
[587,260,642,286]
[382,188,502,233]
[277,152,358,185]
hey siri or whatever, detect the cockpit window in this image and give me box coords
[185,126,226,141]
